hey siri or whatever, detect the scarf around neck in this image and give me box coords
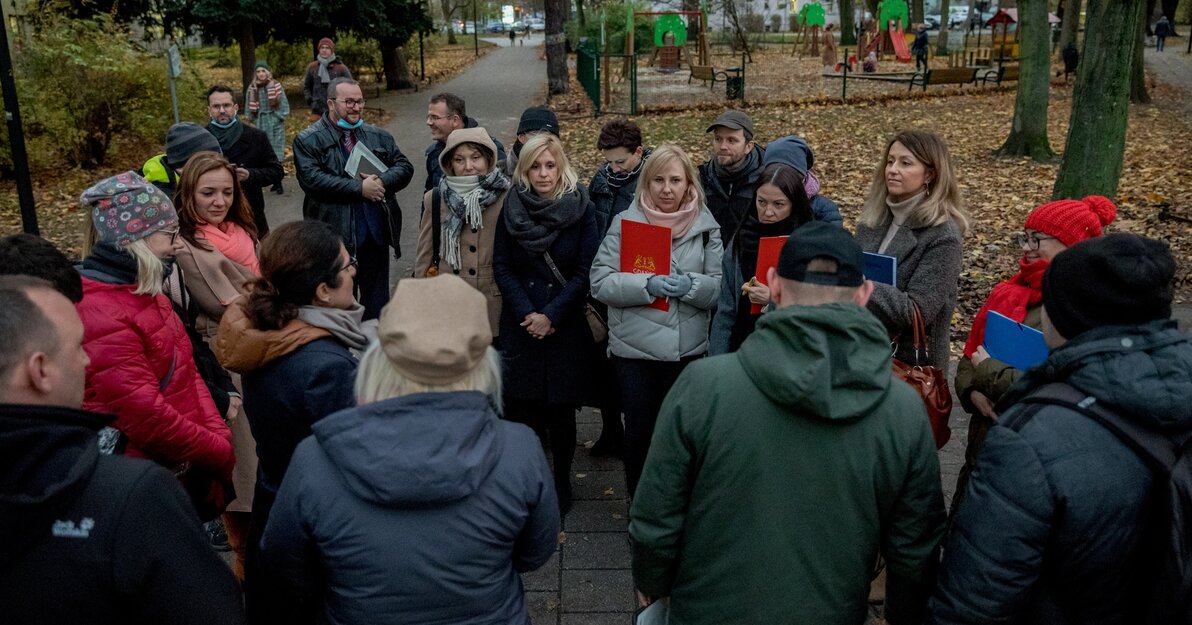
[504,185,588,254]
[247,79,283,113]
[639,194,700,240]
[198,222,260,276]
[317,55,336,84]
[605,148,651,190]
[963,256,1048,358]
[208,119,244,152]
[297,303,372,352]
[439,169,511,270]
[709,145,761,198]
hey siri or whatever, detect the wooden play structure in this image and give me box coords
[865,0,911,62]
[632,10,711,70]
[983,8,1060,62]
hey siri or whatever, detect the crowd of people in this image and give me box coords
[1,49,1190,625]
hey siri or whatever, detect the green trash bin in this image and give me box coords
[724,67,744,100]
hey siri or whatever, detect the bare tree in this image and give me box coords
[545,0,568,94]
[440,0,469,44]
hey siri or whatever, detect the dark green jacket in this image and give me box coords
[630,303,946,625]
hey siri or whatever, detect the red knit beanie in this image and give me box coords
[1023,195,1117,247]
[318,38,335,54]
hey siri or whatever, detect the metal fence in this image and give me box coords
[576,41,638,116]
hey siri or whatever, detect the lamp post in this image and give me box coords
[0,12,37,235]
[473,0,479,56]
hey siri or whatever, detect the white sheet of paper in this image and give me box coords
[344,142,387,180]
[635,599,669,625]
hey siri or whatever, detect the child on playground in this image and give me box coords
[863,51,878,73]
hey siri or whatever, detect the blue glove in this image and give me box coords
[646,275,670,298]
[661,272,693,298]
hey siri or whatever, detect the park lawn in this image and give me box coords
[560,80,1192,342]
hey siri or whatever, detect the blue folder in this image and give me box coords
[863,252,897,286]
[984,310,1050,371]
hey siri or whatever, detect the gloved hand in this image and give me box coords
[646,275,670,298]
[661,272,693,298]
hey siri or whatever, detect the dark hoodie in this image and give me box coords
[761,135,844,226]
[630,303,945,625]
[930,319,1192,625]
[0,404,245,625]
[260,391,559,625]
[424,116,508,192]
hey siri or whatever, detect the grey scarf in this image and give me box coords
[438,169,511,270]
[297,303,372,351]
[503,185,589,254]
[317,55,336,84]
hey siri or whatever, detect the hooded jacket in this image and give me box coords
[930,319,1192,625]
[260,391,559,625]
[630,303,946,625]
[590,204,723,362]
[0,404,245,625]
[759,136,844,226]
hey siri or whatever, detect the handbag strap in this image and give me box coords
[894,300,931,365]
[543,251,568,284]
[430,188,442,270]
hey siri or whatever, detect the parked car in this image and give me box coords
[528,18,545,31]
[948,6,968,28]
[924,15,941,29]
[486,20,506,32]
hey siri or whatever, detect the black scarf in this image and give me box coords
[503,185,589,255]
[79,242,174,285]
[207,119,244,153]
[728,213,797,352]
[604,148,651,190]
[706,145,763,200]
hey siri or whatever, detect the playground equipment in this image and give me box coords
[634,10,710,70]
[982,8,1060,63]
[653,14,687,70]
[791,0,826,57]
[868,0,911,62]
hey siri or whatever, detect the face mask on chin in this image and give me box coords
[210,117,238,129]
[336,117,364,130]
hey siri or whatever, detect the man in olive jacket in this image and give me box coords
[629,222,946,625]
[294,77,413,320]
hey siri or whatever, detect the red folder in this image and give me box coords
[751,236,788,314]
[621,220,672,312]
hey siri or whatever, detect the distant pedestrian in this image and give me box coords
[206,85,283,237]
[1062,41,1079,81]
[260,274,559,625]
[631,223,946,624]
[912,24,930,73]
[1155,15,1172,51]
[245,61,289,195]
[303,37,351,121]
[509,28,516,46]
[822,24,839,72]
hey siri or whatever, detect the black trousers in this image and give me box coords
[612,355,697,498]
[354,235,390,321]
[505,398,578,496]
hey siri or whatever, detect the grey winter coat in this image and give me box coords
[590,204,723,361]
[259,391,559,625]
[929,319,1192,625]
[854,219,963,369]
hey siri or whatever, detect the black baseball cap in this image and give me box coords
[777,222,865,287]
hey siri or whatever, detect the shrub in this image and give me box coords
[566,2,657,54]
[7,15,207,171]
[744,13,765,32]
[256,39,314,78]
[334,35,383,83]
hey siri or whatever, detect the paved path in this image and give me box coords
[1144,45,1192,114]
[262,34,546,280]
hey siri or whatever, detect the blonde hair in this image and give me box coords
[513,133,578,199]
[859,130,970,235]
[633,144,706,211]
[125,239,167,296]
[355,344,503,410]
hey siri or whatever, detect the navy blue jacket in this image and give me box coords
[590,165,639,239]
[494,194,600,405]
[260,391,559,625]
[930,320,1192,625]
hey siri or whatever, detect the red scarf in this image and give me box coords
[963,256,1048,358]
[246,78,284,113]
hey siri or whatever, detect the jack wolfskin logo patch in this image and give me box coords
[52,517,95,538]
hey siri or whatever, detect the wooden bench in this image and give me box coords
[908,67,979,91]
[689,64,727,89]
[980,64,1019,86]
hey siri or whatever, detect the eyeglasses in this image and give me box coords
[334,98,366,108]
[426,113,457,123]
[163,228,180,245]
[1016,232,1056,250]
[339,256,358,273]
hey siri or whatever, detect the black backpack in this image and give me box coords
[1015,383,1192,625]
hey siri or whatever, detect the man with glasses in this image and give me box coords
[205,85,284,236]
[293,77,413,320]
[424,92,505,192]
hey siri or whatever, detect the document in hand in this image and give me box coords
[621,220,672,312]
[751,236,788,314]
[863,252,898,286]
[635,599,670,625]
[344,142,387,180]
[984,310,1049,371]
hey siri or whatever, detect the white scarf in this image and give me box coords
[443,175,487,270]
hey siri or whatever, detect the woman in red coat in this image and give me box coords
[76,172,235,495]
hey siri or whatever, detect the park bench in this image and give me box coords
[908,67,979,91]
[980,64,1019,86]
[689,64,727,89]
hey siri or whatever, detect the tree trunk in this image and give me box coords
[1058,0,1082,52]
[997,0,1056,161]
[936,0,951,55]
[912,0,924,24]
[840,0,858,44]
[577,0,586,29]
[1161,0,1178,34]
[442,0,459,44]
[545,0,568,94]
[724,0,754,59]
[1130,0,1151,103]
[1052,0,1142,199]
[381,42,416,90]
[236,23,256,96]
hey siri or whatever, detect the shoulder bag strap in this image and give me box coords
[543,251,568,284]
[431,188,442,271]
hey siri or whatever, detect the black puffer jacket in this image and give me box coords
[590,165,639,239]
[0,405,245,625]
[929,320,1192,625]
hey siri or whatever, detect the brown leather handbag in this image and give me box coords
[891,301,953,449]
